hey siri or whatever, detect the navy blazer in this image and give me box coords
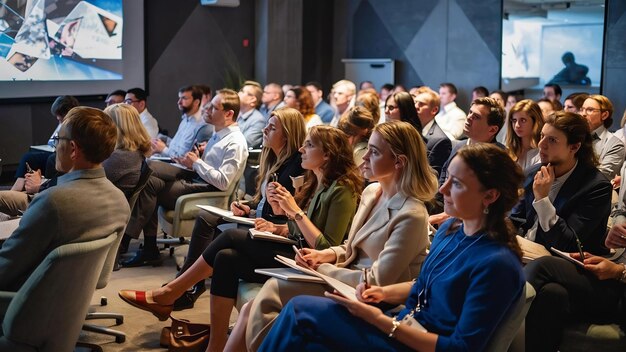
[510,162,612,255]
[423,121,452,177]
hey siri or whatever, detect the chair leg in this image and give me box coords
[76,341,104,352]
[86,312,123,325]
[82,323,126,343]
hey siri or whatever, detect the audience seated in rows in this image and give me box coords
[121,89,249,267]
[237,121,440,352]
[119,125,362,351]
[257,143,526,352]
[170,107,306,311]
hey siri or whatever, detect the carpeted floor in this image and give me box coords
[76,245,238,352]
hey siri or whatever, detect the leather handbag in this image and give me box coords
[160,317,210,352]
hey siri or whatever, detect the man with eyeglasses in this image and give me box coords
[580,94,625,180]
[434,82,466,140]
[151,85,213,158]
[124,88,159,138]
[0,107,130,291]
[237,81,266,149]
[105,89,126,107]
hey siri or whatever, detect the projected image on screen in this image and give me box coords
[0,0,123,81]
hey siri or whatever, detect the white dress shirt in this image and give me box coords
[140,108,159,138]
[435,102,466,140]
[162,109,206,158]
[192,125,249,191]
[592,125,625,180]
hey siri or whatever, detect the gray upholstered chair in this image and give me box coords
[486,281,536,352]
[157,163,246,244]
[0,233,117,352]
[83,160,153,343]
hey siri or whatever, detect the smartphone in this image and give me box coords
[268,173,278,183]
[25,162,34,174]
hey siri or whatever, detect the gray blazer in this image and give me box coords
[0,168,130,292]
[317,182,430,286]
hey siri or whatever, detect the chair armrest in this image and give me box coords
[0,291,16,316]
[171,191,232,237]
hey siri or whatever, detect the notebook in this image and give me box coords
[254,267,325,283]
[196,205,255,226]
[249,229,297,244]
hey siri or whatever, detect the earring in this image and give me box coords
[483,207,490,215]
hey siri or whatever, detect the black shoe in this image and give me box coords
[173,283,206,311]
[120,249,162,268]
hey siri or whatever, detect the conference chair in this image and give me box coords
[82,160,153,344]
[0,233,117,352]
[486,281,536,352]
[156,163,246,260]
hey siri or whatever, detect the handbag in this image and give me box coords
[160,317,210,352]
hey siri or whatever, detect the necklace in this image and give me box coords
[413,227,485,313]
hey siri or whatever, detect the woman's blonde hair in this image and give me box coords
[104,103,151,156]
[254,107,307,204]
[505,99,544,161]
[374,121,438,202]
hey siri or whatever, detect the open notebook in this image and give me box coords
[270,255,358,301]
[248,229,297,244]
[196,204,255,226]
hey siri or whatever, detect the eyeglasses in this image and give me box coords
[385,104,398,112]
[124,99,141,104]
[580,107,603,114]
[51,136,71,147]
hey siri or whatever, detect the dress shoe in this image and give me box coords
[118,290,173,321]
[173,283,206,311]
[120,249,162,268]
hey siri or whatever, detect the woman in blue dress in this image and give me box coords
[259,143,526,352]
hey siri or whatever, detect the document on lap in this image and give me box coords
[254,268,325,283]
[248,228,297,244]
[196,205,255,226]
[274,255,358,301]
[550,247,584,267]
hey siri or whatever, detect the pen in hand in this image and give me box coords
[362,268,370,289]
[25,162,34,174]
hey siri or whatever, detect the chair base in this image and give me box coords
[82,318,126,344]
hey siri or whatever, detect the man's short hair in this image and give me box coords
[333,80,357,96]
[473,97,505,131]
[242,81,263,109]
[544,83,562,97]
[218,89,241,118]
[420,88,441,109]
[179,85,202,101]
[63,107,117,164]
[472,86,489,97]
[51,95,79,117]
[126,88,147,101]
[266,82,284,101]
[305,81,323,92]
[440,82,458,96]
[108,89,126,99]
[380,83,394,92]
[195,84,212,97]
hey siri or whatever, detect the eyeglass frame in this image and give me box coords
[51,135,71,148]
[580,107,604,115]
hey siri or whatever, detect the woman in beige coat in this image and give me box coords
[224,121,439,351]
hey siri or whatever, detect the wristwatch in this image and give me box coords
[293,211,305,221]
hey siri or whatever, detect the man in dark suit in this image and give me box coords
[511,111,611,255]
[0,107,130,291]
[414,89,452,176]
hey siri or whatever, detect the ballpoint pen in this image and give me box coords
[362,268,370,289]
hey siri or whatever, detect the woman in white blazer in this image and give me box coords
[224,121,439,352]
